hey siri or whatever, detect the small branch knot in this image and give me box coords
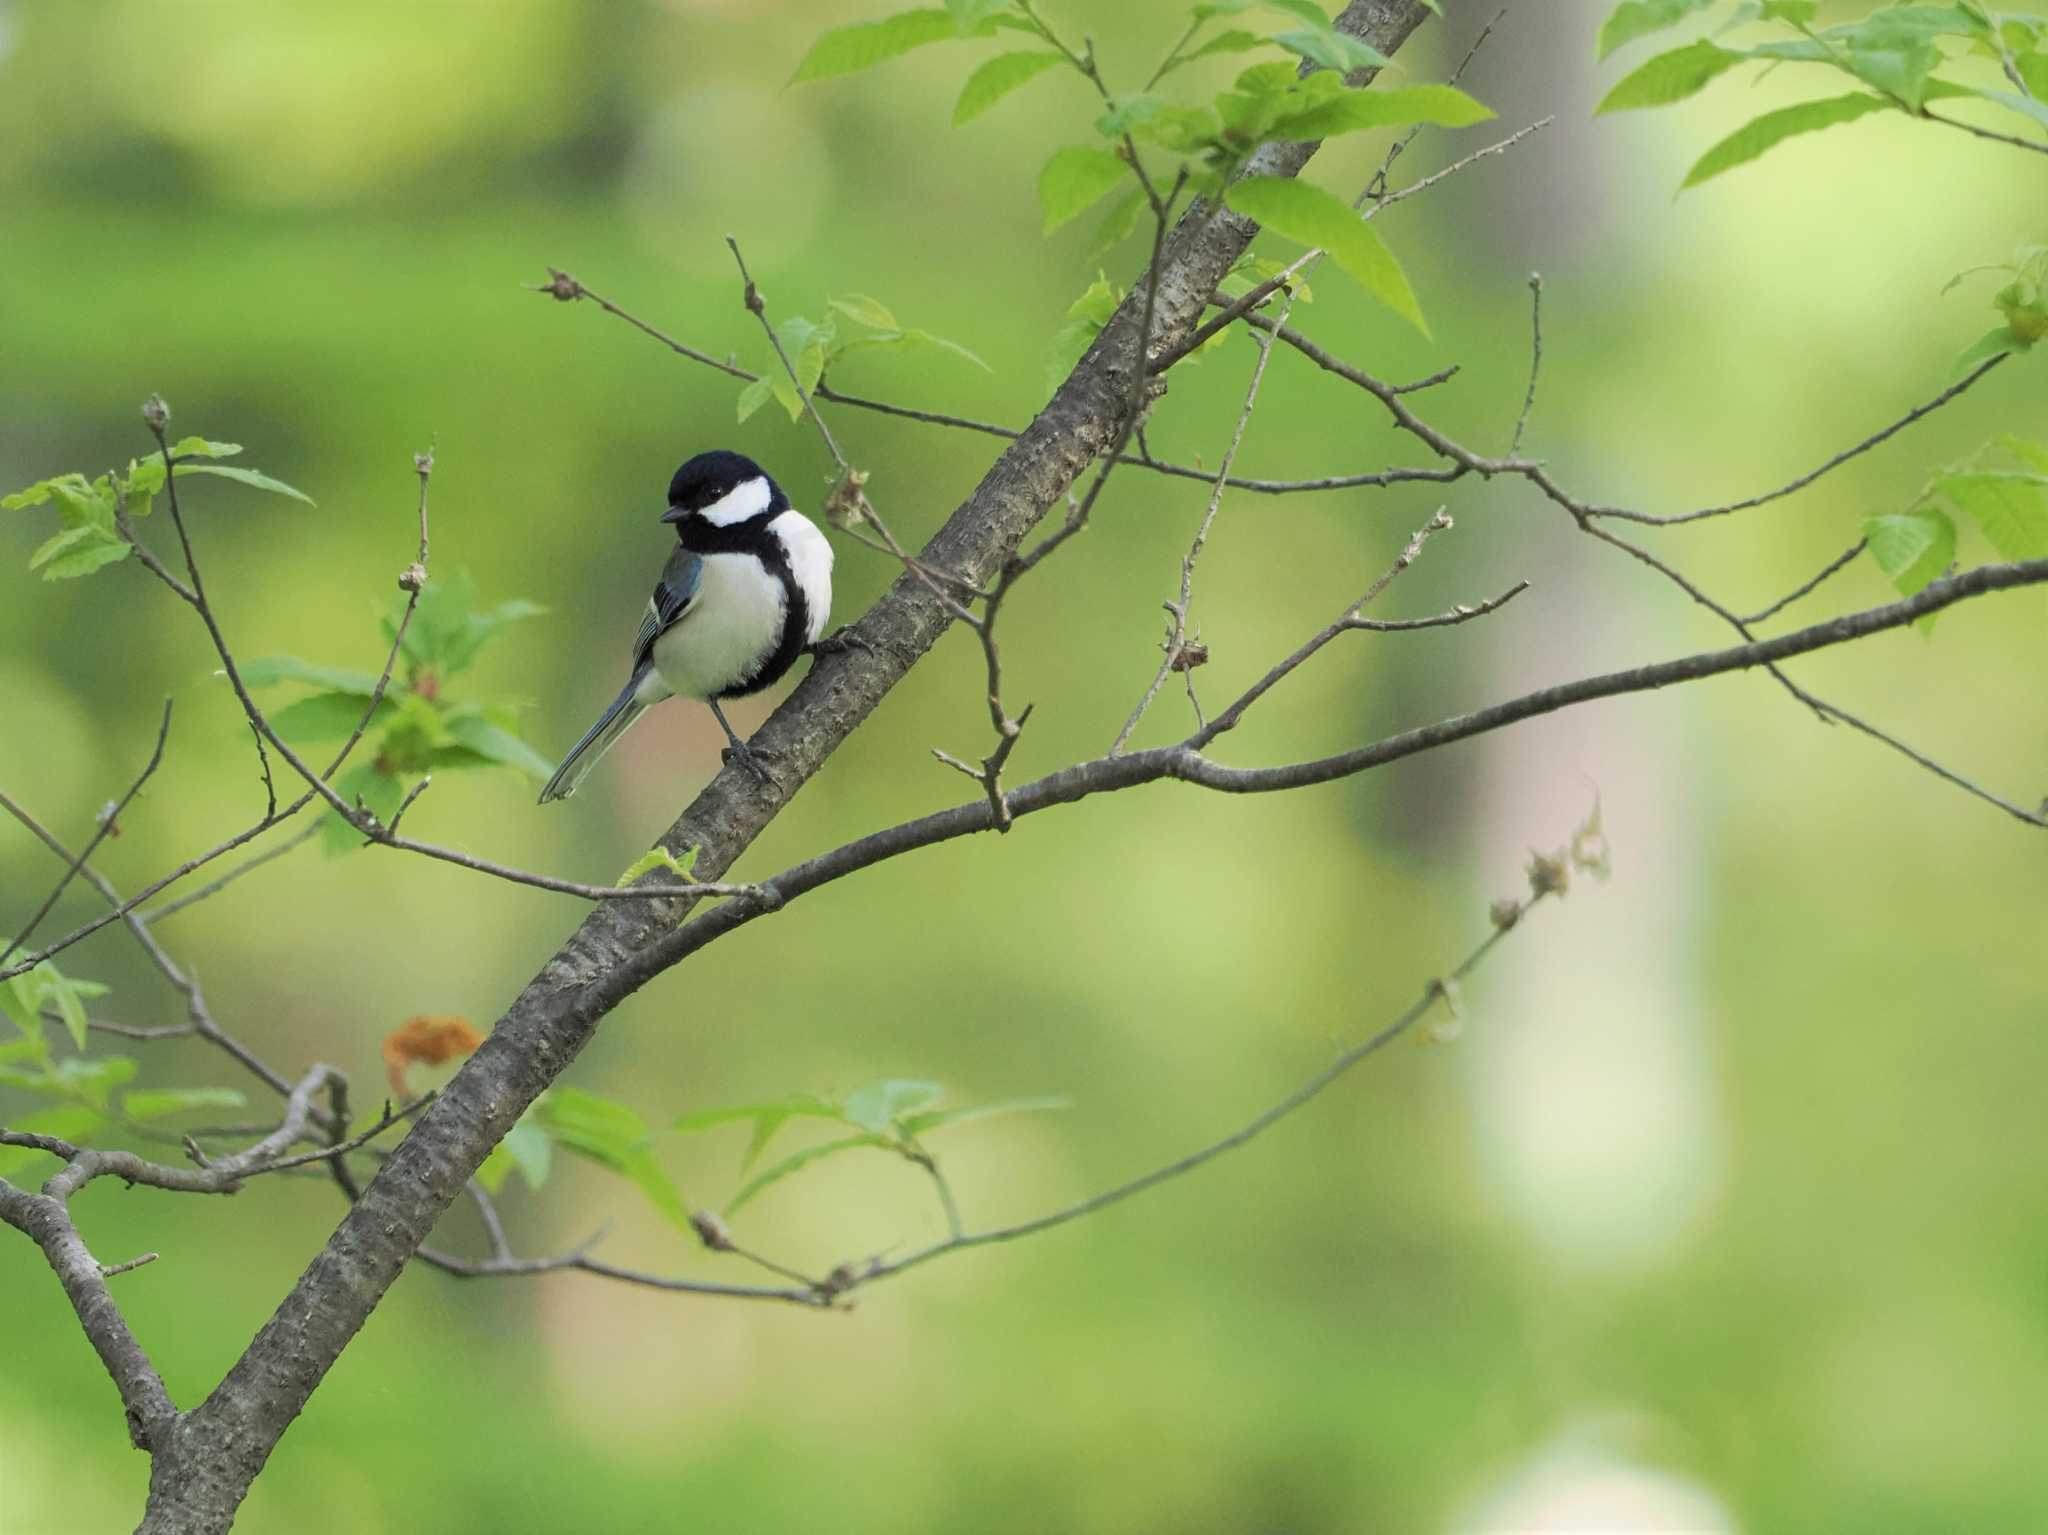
[689,1209,734,1252]
[536,267,584,302]
[399,563,428,593]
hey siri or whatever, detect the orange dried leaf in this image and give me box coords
[383,1014,482,1097]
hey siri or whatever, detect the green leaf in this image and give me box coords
[52,1055,137,1109]
[29,523,131,581]
[1039,145,1130,233]
[1997,435,2048,476]
[0,1106,106,1178]
[1158,29,1264,77]
[166,436,242,459]
[1758,1,1820,21]
[1936,472,2048,561]
[1225,175,1427,333]
[839,1077,943,1132]
[897,1095,1069,1135]
[834,327,992,372]
[1597,0,1718,59]
[827,293,900,329]
[790,8,976,83]
[1271,28,1390,75]
[267,691,393,743]
[953,49,1066,123]
[1045,272,1123,393]
[1596,39,1744,112]
[615,844,700,886]
[19,963,97,1052]
[736,376,777,424]
[441,713,554,778]
[122,1086,247,1122]
[1950,325,2025,379]
[1865,506,1957,600]
[1682,93,1891,185]
[176,464,316,506]
[1089,189,1147,258]
[1270,82,1495,139]
[502,1117,554,1190]
[673,1093,842,1173]
[538,1087,691,1232]
[727,1132,893,1214]
[322,762,405,853]
[1841,36,1939,109]
[1959,82,2048,131]
[239,656,385,694]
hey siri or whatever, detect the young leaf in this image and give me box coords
[727,1132,894,1214]
[1271,82,1495,139]
[673,1093,841,1173]
[538,1087,692,1233]
[1224,175,1427,333]
[736,375,777,424]
[896,1095,1069,1135]
[1950,325,2024,380]
[791,8,977,83]
[1864,506,1957,600]
[239,656,386,694]
[1997,435,2048,476]
[616,844,700,886]
[834,327,992,371]
[441,713,554,778]
[176,464,316,506]
[839,1077,943,1132]
[165,436,242,459]
[122,1086,247,1122]
[1271,28,1390,74]
[1597,0,1718,61]
[1596,40,1743,112]
[1682,93,1890,186]
[267,691,393,743]
[1936,472,2048,561]
[29,524,131,581]
[1157,29,1264,77]
[953,49,1065,124]
[53,1055,138,1109]
[1039,145,1131,233]
[827,293,900,329]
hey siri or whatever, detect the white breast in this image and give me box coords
[649,551,786,701]
[771,510,834,645]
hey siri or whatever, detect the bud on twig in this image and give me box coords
[1526,848,1570,898]
[1488,898,1521,931]
[823,466,871,531]
[399,563,427,593]
[689,1210,734,1252]
[141,395,171,431]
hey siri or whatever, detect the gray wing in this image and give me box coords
[630,544,704,672]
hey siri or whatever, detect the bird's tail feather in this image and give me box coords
[538,675,651,804]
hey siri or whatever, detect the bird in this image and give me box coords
[538,449,833,804]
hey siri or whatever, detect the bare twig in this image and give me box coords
[1742,538,1870,625]
[1511,272,1543,455]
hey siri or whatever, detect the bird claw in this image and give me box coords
[811,627,874,659]
[721,740,782,789]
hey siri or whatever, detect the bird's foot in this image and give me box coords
[721,738,783,790]
[811,626,875,659]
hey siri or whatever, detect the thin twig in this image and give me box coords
[1511,273,1543,456]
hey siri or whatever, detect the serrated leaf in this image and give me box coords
[1865,506,1957,600]
[839,1078,943,1132]
[40,533,131,581]
[1039,145,1130,233]
[1597,0,1719,60]
[175,464,315,506]
[1225,175,1427,333]
[122,1086,247,1122]
[953,49,1066,123]
[239,656,386,694]
[1682,93,1891,185]
[1937,472,2048,560]
[615,844,700,886]
[791,8,978,83]
[727,1132,893,1214]
[897,1095,1069,1135]
[1597,39,1743,112]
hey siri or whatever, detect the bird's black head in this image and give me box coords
[660,450,786,529]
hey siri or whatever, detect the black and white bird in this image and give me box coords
[538,450,833,803]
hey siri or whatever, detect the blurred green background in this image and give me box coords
[3,1,2046,1530]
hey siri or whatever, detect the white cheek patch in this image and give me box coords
[699,475,773,527]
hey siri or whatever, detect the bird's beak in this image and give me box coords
[659,504,687,525]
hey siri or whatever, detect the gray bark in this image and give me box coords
[132,4,1437,1530]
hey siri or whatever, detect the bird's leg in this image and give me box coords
[708,698,780,788]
